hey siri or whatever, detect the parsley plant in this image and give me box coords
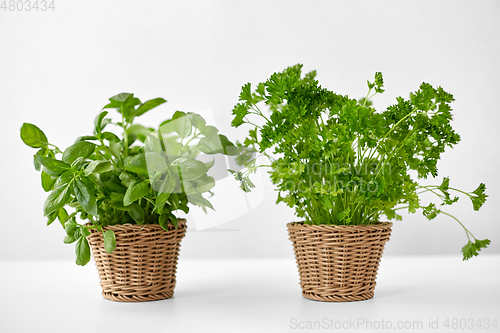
[231,64,489,260]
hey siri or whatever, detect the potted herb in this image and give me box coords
[21,93,237,302]
[230,65,489,302]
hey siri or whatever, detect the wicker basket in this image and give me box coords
[87,220,187,302]
[287,222,392,302]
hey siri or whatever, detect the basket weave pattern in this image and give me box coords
[288,222,392,302]
[87,221,187,302]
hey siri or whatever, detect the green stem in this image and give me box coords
[425,187,445,200]
[183,129,199,147]
[121,109,129,157]
[48,143,63,154]
[253,104,270,123]
[440,211,473,241]
[361,87,372,108]
[368,104,431,161]
[360,210,378,225]
[418,185,471,198]
[262,151,276,162]
[98,139,120,169]
[373,128,418,178]
[244,119,263,129]
[367,91,378,100]
[145,200,150,223]
[243,163,272,178]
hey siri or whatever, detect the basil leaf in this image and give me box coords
[126,133,137,147]
[158,214,168,230]
[171,114,192,138]
[79,227,91,238]
[34,157,41,171]
[188,193,214,211]
[109,92,133,103]
[156,192,170,215]
[47,210,58,226]
[35,156,70,177]
[62,142,96,164]
[197,135,223,154]
[41,170,56,192]
[84,160,112,176]
[125,153,149,177]
[145,152,169,175]
[219,134,238,155]
[171,157,207,181]
[108,140,122,159]
[198,134,237,155]
[123,98,143,121]
[65,219,78,236]
[200,125,218,136]
[75,135,99,143]
[123,180,150,206]
[20,123,49,148]
[135,98,167,117]
[178,203,189,214]
[193,175,215,193]
[111,202,131,211]
[43,175,74,216]
[110,192,125,203]
[182,181,197,195]
[33,148,47,171]
[128,203,145,224]
[204,159,215,170]
[119,172,136,187]
[71,157,84,169]
[94,111,108,134]
[103,230,116,253]
[104,180,127,194]
[159,119,174,132]
[103,94,141,123]
[187,112,206,132]
[154,171,176,194]
[168,213,178,228]
[73,177,97,216]
[101,132,120,143]
[100,118,112,132]
[63,235,76,244]
[75,236,91,266]
[144,134,163,155]
[169,193,179,210]
[173,110,188,120]
[58,208,69,226]
[128,124,154,142]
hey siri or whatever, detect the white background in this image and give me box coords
[1,0,499,261]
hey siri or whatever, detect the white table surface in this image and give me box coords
[1,255,499,333]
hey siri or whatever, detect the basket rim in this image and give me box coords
[87,219,187,232]
[287,221,393,230]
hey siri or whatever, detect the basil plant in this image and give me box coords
[21,93,238,265]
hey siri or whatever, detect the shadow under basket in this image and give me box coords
[87,221,187,302]
[287,222,392,302]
